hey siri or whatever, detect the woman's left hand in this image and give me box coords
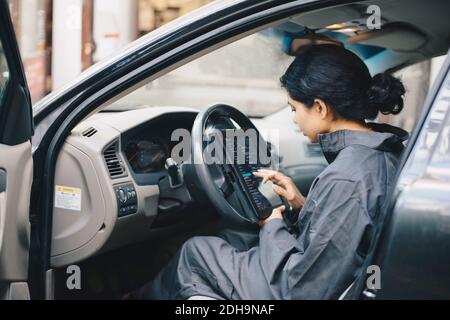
[258,205,285,227]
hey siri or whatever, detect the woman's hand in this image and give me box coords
[258,205,285,227]
[253,169,305,210]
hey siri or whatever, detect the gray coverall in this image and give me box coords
[136,123,408,300]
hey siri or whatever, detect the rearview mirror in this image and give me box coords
[282,32,343,56]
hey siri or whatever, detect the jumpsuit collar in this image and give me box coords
[317,122,409,164]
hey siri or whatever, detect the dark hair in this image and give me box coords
[280,44,405,121]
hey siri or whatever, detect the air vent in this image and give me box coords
[103,141,126,178]
[81,127,97,137]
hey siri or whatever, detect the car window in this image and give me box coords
[107,29,294,118]
[378,55,447,133]
[0,41,10,106]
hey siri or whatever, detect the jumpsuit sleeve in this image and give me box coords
[258,179,372,299]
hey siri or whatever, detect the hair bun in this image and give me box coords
[367,73,405,116]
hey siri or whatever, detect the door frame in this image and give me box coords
[0,0,33,145]
[0,0,34,300]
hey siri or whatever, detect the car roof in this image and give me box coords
[280,0,450,74]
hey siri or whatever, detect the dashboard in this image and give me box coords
[51,107,199,268]
[122,112,196,179]
[124,138,170,173]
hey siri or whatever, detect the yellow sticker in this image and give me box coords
[55,185,82,211]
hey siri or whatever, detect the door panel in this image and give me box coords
[0,142,33,299]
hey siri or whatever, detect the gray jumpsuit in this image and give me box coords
[136,123,408,300]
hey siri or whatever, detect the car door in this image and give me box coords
[370,52,450,299]
[350,52,450,299]
[0,0,34,300]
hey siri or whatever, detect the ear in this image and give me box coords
[313,99,329,119]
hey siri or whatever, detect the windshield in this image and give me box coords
[107,29,294,118]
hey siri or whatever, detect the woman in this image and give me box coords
[134,44,409,300]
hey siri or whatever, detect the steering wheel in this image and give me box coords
[191,104,275,225]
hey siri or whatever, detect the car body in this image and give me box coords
[0,0,449,300]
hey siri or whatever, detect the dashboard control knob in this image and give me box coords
[118,189,127,202]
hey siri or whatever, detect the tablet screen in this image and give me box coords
[221,128,283,220]
[235,164,283,219]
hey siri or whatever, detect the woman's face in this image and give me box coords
[287,95,329,143]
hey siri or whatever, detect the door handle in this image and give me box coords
[0,169,6,193]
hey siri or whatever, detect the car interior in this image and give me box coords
[48,0,450,299]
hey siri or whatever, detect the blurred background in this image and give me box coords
[7,0,212,102]
[5,0,447,133]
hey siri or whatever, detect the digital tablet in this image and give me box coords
[233,164,284,220]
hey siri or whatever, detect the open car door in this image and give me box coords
[0,0,34,300]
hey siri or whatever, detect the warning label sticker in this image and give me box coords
[55,185,82,211]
